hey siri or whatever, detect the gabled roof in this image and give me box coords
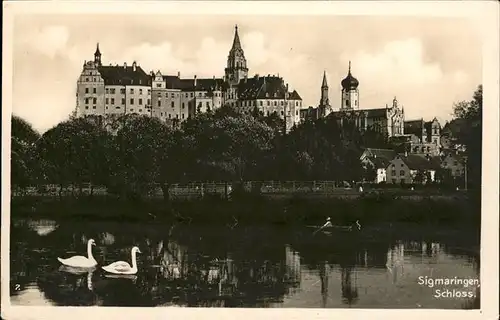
[363,148,396,160]
[367,156,392,169]
[237,75,302,100]
[395,154,441,170]
[98,65,151,86]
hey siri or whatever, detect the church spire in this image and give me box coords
[322,70,328,88]
[94,43,102,66]
[231,24,242,52]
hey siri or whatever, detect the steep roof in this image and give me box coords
[331,107,388,118]
[237,75,302,100]
[363,148,396,160]
[398,154,441,170]
[162,75,226,91]
[98,65,151,86]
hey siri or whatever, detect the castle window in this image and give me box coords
[130,89,134,94]
[281,101,284,106]
[85,106,89,110]
[185,93,188,98]
[281,111,284,115]
[93,78,96,82]
[85,98,89,104]
[296,110,299,116]
[346,100,349,107]
[176,114,179,119]
[116,106,121,109]
[86,78,89,82]
[190,93,194,98]
[274,101,277,106]
[85,88,89,94]
[122,98,125,105]
[130,108,134,112]
[93,98,97,104]
[147,99,150,105]
[111,98,115,104]
[296,101,299,107]
[182,114,185,119]
[130,98,134,105]
[168,114,171,119]
[139,109,143,112]
[391,170,396,176]
[111,88,116,94]
[93,88,97,94]
[158,100,161,107]
[182,103,185,109]
[93,106,96,109]
[106,98,109,104]
[156,83,162,88]
[139,99,143,105]
[267,101,270,106]
[355,100,358,106]
[400,170,405,176]
[106,88,109,94]
[206,102,210,108]
[120,89,126,94]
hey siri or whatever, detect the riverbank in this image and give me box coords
[10,191,480,227]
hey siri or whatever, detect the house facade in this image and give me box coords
[386,153,441,184]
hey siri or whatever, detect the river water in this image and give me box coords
[9,218,480,308]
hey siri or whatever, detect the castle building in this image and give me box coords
[75,26,303,131]
[300,62,405,138]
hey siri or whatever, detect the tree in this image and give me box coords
[35,115,112,196]
[11,116,41,191]
[451,85,482,190]
[109,114,172,200]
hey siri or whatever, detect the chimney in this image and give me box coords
[213,75,215,80]
[194,75,197,87]
[132,61,137,72]
[124,62,127,69]
[177,71,180,78]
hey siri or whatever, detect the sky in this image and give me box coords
[11,14,482,133]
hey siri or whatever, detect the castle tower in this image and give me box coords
[319,71,330,106]
[318,71,332,117]
[94,43,102,66]
[340,61,359,110]
[224,25,249,86]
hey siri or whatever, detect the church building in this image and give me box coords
[300,62,405,138]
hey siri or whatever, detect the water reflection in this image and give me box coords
[10,218,480,308]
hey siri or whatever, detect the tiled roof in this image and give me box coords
[331,107,388,118]
[364,148,396,160]
[399,154,441,170]
[369,156,392,169]
[237,75,302,100]
[162,76,226,91]
[98,65,151,86]
[362,108,388,118]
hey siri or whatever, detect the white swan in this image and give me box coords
[57,239,97,268]
[102,246,141,275]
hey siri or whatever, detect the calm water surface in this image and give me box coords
[10,218,480,308]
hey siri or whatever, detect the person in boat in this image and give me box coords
[321,217,333,229]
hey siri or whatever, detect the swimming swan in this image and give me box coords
[57,239,97,268]
[102,246,141,275]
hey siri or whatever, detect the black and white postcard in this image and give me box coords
[2,1,499,320]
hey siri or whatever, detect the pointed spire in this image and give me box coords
[322,70,328,87]
[95,43,101,56]
[231,24,242,51]
[348,60,351,74]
